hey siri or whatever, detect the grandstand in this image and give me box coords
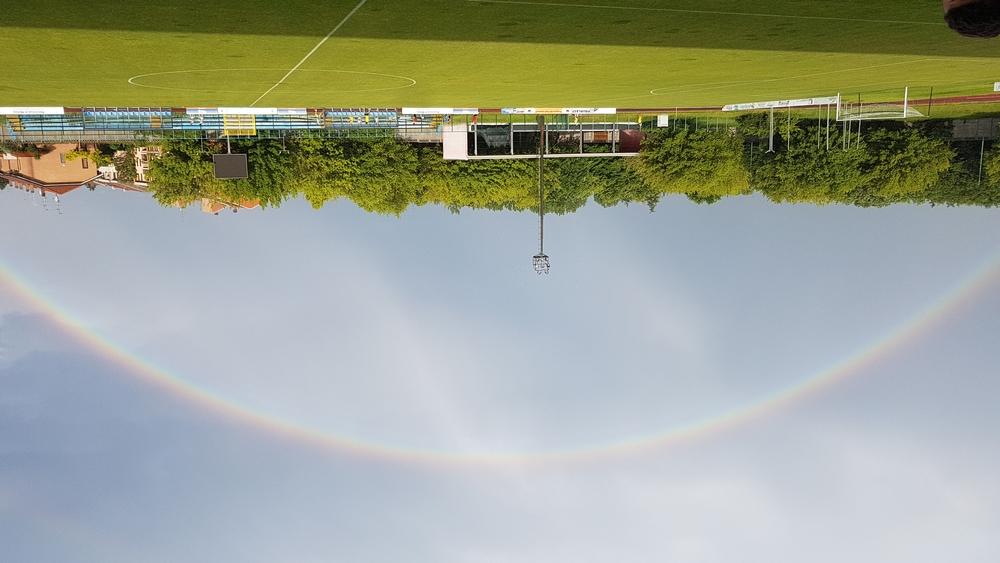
[1,107,647,160]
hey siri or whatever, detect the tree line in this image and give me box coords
[144,137,653,215]
[8,117,997,211]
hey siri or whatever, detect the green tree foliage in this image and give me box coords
[64,149,113,168]
[922,140,1000,207]
[134,119,1000,215]
[984,142,1000,186]
[630,129,749,203]
[735,113,770,139]
[147,139,295,209]
[111,149,138,183]
[848,127,953,204]
[416,153,539,212]
[0,142,51,159]
[145,140,224,208]
[754,126,867,205]
[555,156,656,212]
[292,138,420,214]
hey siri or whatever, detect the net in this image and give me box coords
[838,102,923,121]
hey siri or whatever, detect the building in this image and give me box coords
[200,198,261,215]
[0,143,100,197]
[133,146,163,186]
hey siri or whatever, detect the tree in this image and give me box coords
[291,138,421,214]
[145,140,224,207]
[850,127,953,202]
[417,153,541,213]
[553,156,656,212]
[630,129,749,203]
[64,149,113,168]
[923,140,1000,208]
[754,125,868,205]
[112,150,138,183]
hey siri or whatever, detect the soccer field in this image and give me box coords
[4,0,1000,108]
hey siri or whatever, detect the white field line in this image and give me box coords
[585,58,944,105]
[464,0,946,26]
[648,59,940,96]
[250,0,369,106]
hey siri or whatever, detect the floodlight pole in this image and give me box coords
[533,116,550,275]
[843,111,848,151]
[826,103,831,152]
[510,115,514,156]
[767,107,775,153]
[979,138,986,185]
[856,111,862,150]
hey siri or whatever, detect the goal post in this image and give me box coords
[836,88,923,121]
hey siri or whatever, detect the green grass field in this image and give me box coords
[4,0,1000,108]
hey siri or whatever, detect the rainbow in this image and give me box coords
[2,252,998,467]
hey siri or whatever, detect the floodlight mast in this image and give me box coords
[533,115,550,275]
[767,107,775,153]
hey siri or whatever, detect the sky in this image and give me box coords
[1,185,1000,562]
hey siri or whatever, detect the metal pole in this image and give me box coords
[787,105,791,151]
[768,106,774,152]
[843,112,848,151]
[826,104,831,151]
[539,116,544,254]
[545,116,549,154]
[612,115,617,152]
[928,87,933,118]
[979,138,986,185]
[903,86,909,119]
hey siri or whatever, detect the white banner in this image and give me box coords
[402,108,478,115]
[502,108,617,115]
[722,97,839,111]
[0,107,65,115]
[188,107,307,115]
[562,108,616,115]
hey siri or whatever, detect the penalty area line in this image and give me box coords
[464,0,946,27]
[250,0,369,106]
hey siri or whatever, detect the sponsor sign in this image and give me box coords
[502,108,617,115]
[401,108,479,115]
[994,82,1000,92]
[0,107,66,115]
[722,96,839,111]
[657,115,670,127]
[188,108,308,115]
[562,108,616,115]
